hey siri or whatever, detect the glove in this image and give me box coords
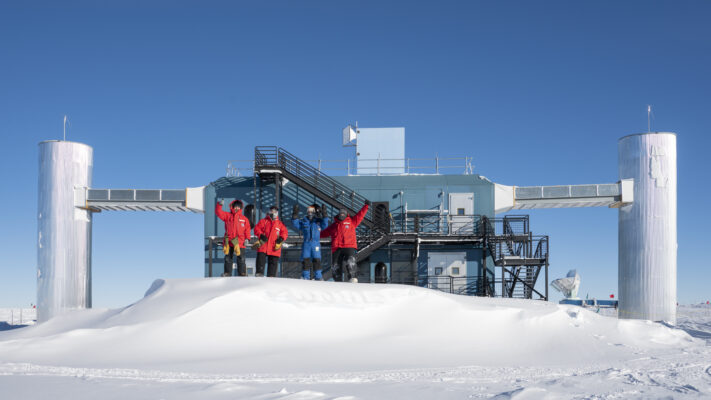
[222,236,230,255]
[230,237,241,256]
[274,237,284,250]
[252,238,264,250]
[292,204,299,220]
[320,203,327,218]
[260,234,267,242]
[365,199,371,206]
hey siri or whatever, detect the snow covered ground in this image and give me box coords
[0,278,709,399]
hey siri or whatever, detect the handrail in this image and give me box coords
[228,154,475,177]
[254,146,380,229]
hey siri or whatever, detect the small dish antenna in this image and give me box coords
[551,269,581,299]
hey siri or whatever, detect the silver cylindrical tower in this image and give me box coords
[37,141,93,322]
[618,132,677,324]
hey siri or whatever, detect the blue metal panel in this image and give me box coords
[333,175,494,217]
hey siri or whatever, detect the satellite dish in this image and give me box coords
[551,269,581,299]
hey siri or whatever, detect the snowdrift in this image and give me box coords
[0,278,695,374]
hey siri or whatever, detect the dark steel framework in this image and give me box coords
[226,146,550,300]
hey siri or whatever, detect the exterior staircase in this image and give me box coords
[481,215,549,299]
[253,146,389,260]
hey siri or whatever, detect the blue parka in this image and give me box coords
[292,216,329,260]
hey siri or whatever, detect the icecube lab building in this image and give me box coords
[37,129,677,324]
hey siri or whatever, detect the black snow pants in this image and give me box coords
[332,248,357,281]
[256,252,279,277]
[224,246,247,276]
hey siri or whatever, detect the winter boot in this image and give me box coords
[346,256,358,283]
[301,270,310,280]
[314,269,323,281]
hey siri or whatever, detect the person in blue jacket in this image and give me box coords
[292,203,329,280]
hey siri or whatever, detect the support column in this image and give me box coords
[37,141,93,323]
[275,174,282,218]
[618,132,677,323]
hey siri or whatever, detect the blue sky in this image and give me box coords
[1,1,709,307]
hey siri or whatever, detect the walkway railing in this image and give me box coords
[228,155,474,177]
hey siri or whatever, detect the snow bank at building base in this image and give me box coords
[0,278,697,375]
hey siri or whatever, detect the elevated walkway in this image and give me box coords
[494,180,634,213]
[77,187,205,213]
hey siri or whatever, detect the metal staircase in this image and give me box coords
[254,147,380,228]
[481,215,549,299]
[253,147,390,259]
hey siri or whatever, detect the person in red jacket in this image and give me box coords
[253,205,289,277]
[320,200,370,282]
[215,199,251,277]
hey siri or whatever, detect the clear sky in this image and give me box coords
[1,1,709,307]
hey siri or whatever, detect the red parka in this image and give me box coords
[254,216,289,257]
[320,204,369,252]
[216,202,251,248]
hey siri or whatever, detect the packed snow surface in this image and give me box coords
[1,278,710,399]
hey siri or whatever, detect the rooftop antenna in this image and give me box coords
[63,115,69,141]
[647,105,652,132]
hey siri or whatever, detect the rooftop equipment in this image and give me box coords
[343,125,405,175]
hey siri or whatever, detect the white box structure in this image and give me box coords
[356,127,405,175]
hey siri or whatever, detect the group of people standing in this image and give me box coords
[216,199,370,282]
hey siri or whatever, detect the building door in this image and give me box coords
[449,193,474,234]
[391,249,415,285]
[427,252,467,292]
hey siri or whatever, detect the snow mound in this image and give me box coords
[0,278,697,374]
